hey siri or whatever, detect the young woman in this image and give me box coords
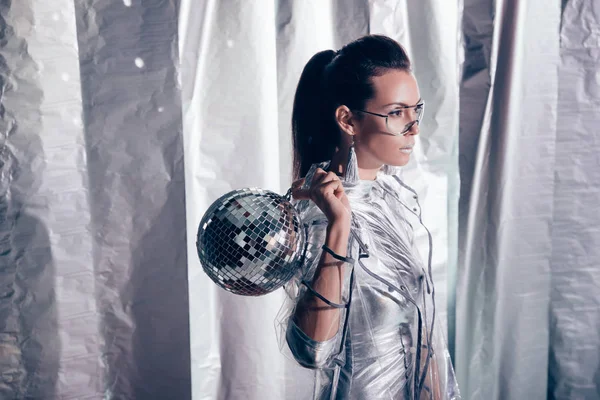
[277,35,460,399]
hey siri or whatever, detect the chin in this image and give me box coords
[387,158,410,168]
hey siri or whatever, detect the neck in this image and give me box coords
[329,145,380,181]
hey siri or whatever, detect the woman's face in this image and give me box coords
[352,69,421,168]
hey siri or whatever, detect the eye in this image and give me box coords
[389,109,404,117]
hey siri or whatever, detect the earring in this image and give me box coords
[343,136,359,184]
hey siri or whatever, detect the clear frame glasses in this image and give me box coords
[354,102,425,136]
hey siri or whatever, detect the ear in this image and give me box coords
[334,105,357,137]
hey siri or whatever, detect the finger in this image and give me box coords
[333,185,346,199]
[291,187,310,200]
[291,178,305,188]
[317,179,345,196]
[316,171,341,187]
[311,169,328,186]
[315,171,339,184]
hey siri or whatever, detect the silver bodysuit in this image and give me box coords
[277,161,461,400]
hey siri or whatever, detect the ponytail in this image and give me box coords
[291,50,338,180]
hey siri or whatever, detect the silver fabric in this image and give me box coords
[0,0,190,398]
[75,1,191,398]
[549,0,600,398]
[455,0,600,398]
[279,161,460,399]
[180,1,290,399]
[456,0,558,395]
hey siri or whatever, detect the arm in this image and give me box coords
[294,221,350,340]
[285,220,353,369]
[285,168,353,368]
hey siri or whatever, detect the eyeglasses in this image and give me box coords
[353,102,425,136]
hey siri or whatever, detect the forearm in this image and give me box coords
[293,222,351,342]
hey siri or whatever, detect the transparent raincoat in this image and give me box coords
[276,161,461,399]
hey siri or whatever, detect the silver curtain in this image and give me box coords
[1,0,598,399]
[457,0,600,399]
[550,2,600,397]
[1,0,189,399]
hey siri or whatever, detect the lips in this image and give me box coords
[400,143,414,154]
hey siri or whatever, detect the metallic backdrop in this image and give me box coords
[0,0,189,399]
[550,0,600,398]
[456,0,559,398]
[457,0,600,399]
[1,0,598,399]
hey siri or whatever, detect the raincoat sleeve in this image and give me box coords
[276,214,357,370]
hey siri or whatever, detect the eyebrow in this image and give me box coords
[382,98,422,107]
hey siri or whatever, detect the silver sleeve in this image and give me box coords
[281,218,356,370]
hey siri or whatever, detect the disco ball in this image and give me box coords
[196,187,306,296]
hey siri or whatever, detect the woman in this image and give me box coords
[277,35,460,399]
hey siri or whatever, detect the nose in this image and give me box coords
[406,120,420,136]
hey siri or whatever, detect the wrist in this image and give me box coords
[325,222,350,252]
[327,221,351,237]
[328,218,351,232]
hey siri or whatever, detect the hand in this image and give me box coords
[290,168,351,227]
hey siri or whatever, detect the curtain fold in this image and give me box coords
[454,0,594,398]
[548,1,600,398]
[0,1,103,398]
[74,1,191,398]
[0,0,190,398]
[180,1,286,399]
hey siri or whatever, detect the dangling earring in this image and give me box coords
[343,136,359,184]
